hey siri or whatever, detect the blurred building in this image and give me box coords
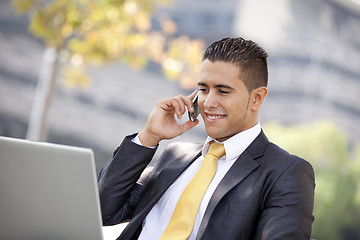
[234,0,360,145]
[0,0,359,173]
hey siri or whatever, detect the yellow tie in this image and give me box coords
[160,142,226,240]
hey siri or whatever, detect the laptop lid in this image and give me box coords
[0,136,103,240]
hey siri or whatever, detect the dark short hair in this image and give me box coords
[203,37,268,92]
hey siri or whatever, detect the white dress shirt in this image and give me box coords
[134,123,261,240]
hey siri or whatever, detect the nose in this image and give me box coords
[202,91,218,110]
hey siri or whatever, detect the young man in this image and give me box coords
[98,37,315,240]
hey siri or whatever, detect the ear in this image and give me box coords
[250,86,267,111]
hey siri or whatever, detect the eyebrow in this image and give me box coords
[198,82,235,90]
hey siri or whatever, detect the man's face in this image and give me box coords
[197,60,257,142]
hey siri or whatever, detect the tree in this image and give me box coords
[12,0,204,141]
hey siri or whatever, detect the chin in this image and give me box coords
[206,128,235,142]
[206,129,224,141]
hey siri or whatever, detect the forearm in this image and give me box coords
[98,134,157,225]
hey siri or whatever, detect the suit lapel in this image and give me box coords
[149,146,202,199]
[126,143,203,239]
[196,131,268,239]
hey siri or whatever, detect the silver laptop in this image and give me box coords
[0,136,104,240]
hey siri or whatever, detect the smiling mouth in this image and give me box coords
[205,113,225,120]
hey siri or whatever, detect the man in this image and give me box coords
[98,37,315,239]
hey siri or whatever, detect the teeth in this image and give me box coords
[207,115,223,120]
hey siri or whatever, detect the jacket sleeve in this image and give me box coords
[255,158,315,240]
[98,134,157,226]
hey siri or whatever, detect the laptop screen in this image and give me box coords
[0,136,103,240]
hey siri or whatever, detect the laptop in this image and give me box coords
[0,136,104,240]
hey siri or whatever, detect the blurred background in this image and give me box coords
[1,0,360,239]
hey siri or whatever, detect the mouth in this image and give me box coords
[205,113,226,122]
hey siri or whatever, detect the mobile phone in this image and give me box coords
[188,91,200,122]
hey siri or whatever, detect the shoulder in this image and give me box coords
[253,131,313,174]
[264,141,310,167]
[258,141,314,188]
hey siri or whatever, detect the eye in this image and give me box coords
[219,90,229,94]
[199,88,208,93]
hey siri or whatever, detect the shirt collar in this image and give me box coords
[202,122,261,161]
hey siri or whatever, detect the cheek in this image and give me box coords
[226,101,247,119]
[198,99,205,111]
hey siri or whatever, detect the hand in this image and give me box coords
[138,91,199,147]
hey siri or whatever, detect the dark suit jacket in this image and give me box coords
[98,131,315,240]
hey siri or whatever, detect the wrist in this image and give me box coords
[138,130,161,148]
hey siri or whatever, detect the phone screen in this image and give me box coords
[188,91,200,122]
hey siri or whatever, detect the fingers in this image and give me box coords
[179,119,199,134]
[187,89,198,113]
[170,90,197,118]
[188,89,198,100]
[171,97,185,118]
[143,91,199,143]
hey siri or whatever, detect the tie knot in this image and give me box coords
[208,142,225,159]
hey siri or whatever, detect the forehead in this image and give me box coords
[198,60,242,85]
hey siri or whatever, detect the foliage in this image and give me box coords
[12,0,204,89]
[264,121,360,240]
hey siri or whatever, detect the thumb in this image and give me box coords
[178,119,199,134]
